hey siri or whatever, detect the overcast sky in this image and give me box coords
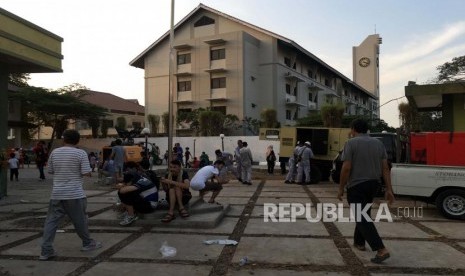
[3,0,465,127]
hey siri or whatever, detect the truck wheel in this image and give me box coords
[435,189,465,220]
[310,165,322,184]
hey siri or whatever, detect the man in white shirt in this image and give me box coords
[166,160,226,204]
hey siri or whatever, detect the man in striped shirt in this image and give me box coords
[39,129,102,261]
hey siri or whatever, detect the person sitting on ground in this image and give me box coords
[160,160,192,223]
[116,161,159,226]
[166,160,227,205]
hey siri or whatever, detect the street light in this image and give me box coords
[141,127,150,158]
[220,133,225,151]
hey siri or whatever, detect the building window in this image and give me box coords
[177,53,191,65]
[194,16,215,27]
[177,108,192,117]
[178,81,192,92]
[211,77,226,89]
[211,48,225,60]
[308,92,313,101]
[286,110,292,120]
[307,70,313,78]
[132,122,142,128]
[8,101,14,114]
[103,119,114,128]
[324,78,331,87]
[285,84,291,94]
[211,106,226,115]
[293,86,297,96]
[284,57,291,67]
[344,89,348,96]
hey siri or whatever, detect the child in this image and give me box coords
[8,152,19,181]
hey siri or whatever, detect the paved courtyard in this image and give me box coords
[1,167,464,276]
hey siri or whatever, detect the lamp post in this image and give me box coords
[141,128,150,158]
[193,138,196,158]
[220,133,225,151]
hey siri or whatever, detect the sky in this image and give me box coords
[3,0,465,127]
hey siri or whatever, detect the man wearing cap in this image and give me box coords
[284,141,301,184]
[296,141,314,185]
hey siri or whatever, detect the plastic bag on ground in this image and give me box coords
[203,239,238,245]
[159,241,177,258]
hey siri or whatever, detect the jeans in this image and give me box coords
[41,198,93,255]
[347,180,385,251]
[38,164,45,179]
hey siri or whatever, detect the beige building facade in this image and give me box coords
[131,4,378,135]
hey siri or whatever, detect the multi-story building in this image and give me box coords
[130,4,378,135]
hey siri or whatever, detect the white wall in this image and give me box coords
[78,136,281,162]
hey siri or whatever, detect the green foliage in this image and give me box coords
[162,112,170,134]
[199,111,225,136]
[8,73,30,87]
[100,120,110,138]
[296,114,323,126]
[87,117,100,138]
[147,114,160,135]
[320,104,345,127]
[260,109,278,128]
[436,55,465,83]
[115,117,127,129]
[241,116,261,135]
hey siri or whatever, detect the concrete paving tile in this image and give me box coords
[82,262,212,276]
[0,232,38,247]
[388,199,435,209]
[0,203,47,212]
[255,197,313,205]
[408,208,449,221]
[225,205,245,216]
[260,191,310,198]
[233,237,344,265]
[230,269,350,276]
[151,217,239,234]
[335,221,430,238]
[0,216,44,230]
[420,222,465,239]
[1,232,130,258]
[85,196,119,204]
[308,186,339,192]
[36,202,113,213]
[244,218,329,236]
[315,197,350,208]
[212,190,252,197]
[261,186,305,192]
[214,196,252,205]
[372,274,442,276]
[85,190,107,197]
[349,239,465,268]
[0,259,83,276]
[111,233,227,261]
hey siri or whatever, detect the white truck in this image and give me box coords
[391,163,465,220]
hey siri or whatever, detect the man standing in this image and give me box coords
[337,119,395,264]
[239,141,253,185]
[110,139,125,184]
[215,149,236,179]
[33,141,47,181]
[40,129,102,260]
[284,141,301,184]
[234,140,243,182]
[296,141,314,185]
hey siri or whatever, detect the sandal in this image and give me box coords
[179,208,190,218]
[371,253,390,264]
[161,213,176,223]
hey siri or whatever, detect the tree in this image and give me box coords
[87,117,100,138]
[436,55,465,83]
[147,114,160,135]
[100,120,110,138]
[296,114,324,127]
[260,108,279,128]
[8,73,30,87]
[321,104,344,127]
[162,112,169,134]
[241,116,261,135]
[199,111,224,136]
[116,117,127,129]
[9,85,107,149]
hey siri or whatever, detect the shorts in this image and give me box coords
[199,181,223,192]
[118,190,154,214]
